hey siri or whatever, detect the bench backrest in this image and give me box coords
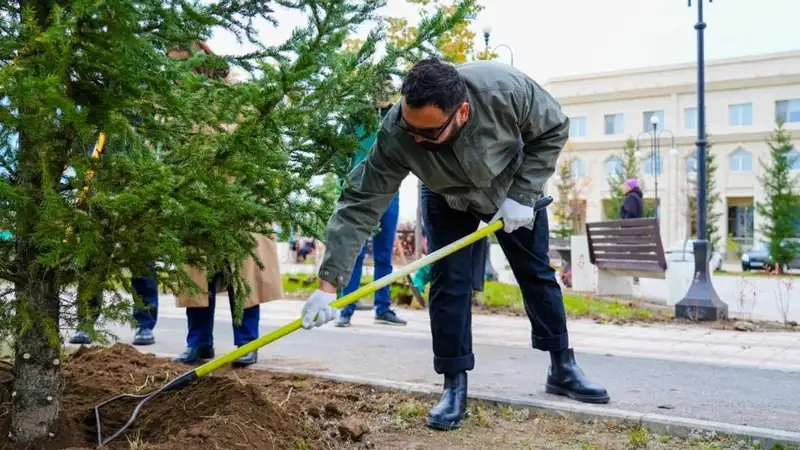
[585,218,667,272]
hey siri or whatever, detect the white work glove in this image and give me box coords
[301,289,339,329]
[491,197,535,234]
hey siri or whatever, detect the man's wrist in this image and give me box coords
[318,279,338,294]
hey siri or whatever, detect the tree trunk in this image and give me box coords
[10,279,63,444]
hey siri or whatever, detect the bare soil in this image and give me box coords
[0,345,769,449]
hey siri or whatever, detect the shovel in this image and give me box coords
[93,195,554,446]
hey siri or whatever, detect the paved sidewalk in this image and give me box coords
[90,298,800,433]
[152,298,800,372]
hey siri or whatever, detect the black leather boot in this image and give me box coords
[173,346,215,365]
[426,372,468,430]
[545,348,610,404]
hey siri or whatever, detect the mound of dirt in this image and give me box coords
[0,344,341,450]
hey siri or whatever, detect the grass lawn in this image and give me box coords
[281,273,666,323]
[475,280,664,322]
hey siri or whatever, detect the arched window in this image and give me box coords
[641,152,663,175]
[605,156,623,176]
[729,147,753,172]
[570,158,587,179]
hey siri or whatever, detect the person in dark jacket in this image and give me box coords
[301,57,610,431]
[620,178,644,219]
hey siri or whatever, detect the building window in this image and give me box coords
[684,107,697,130]
[729,103,753,127]
[641,152,663,175]
[686,155,698,173]
[605,155,623,176]
[643,110,665,132]
[570,116,587,137]
[776,99,800,123]
[604,113,624,135]
[790,148,800,171]
[729,147,753,172]
[570,158,587,179]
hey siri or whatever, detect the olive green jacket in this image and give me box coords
[319,60,569,286]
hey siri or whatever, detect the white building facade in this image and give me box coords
[543,50,800,253]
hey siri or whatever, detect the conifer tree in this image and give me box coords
[687,137,723,250]
[756,121,800,272]
[604,136,640,219]
[0,0,472,443]
[552,159,575,238]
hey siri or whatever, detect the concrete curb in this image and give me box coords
[255,364,800,449]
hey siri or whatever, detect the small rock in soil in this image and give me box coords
[187,428,212,439]
[359,403,375,412]
[345,392,360,401]
[338,419,369,441]
[733,321,756,332]
[307,405,322,418]
[324,402,343,417]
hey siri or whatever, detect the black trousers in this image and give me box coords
[420,185,569,375]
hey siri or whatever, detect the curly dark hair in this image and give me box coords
[401,57,466,112]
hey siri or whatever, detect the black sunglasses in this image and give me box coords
[395,102,463,141]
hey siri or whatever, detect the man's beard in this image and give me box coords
[419,123,463,152]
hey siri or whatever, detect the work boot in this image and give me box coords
[426,372,468,431]
[174,346,215,365]
[374,310,407,326]
[233,350,257,367]
[545,348,610,404]
[334,315,351,328]
[132,328,155,346]
[68,331,92,345]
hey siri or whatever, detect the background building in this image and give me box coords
[544,50,800,254]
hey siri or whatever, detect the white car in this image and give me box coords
[664,239,724,271]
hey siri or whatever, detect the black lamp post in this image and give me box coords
[482,27,515,67]
[675,0,729,320]
[636,115,677,219]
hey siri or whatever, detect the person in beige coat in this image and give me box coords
[168,42,283,367]
[175,233,283,367]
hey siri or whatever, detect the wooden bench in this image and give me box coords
[585,218,667,294]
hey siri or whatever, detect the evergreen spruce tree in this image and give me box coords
[0,0,472,443]
[687,137,723,250]
[553,159,575,238]
[604,136,639,219]
[755,121,800,272]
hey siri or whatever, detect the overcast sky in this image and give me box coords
[208,0,800,222]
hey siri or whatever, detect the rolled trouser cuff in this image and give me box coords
[532,331,569,352]
[433,353,475,375]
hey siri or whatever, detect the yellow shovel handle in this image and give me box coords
[194,220,503,377]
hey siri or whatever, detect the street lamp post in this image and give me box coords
[481,27,515,67]
[635,115,677,219]
[675,0,729,321]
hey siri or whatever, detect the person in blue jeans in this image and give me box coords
[69,268,159,346]
[335,193,405,327]
[334,96,406,327]
[69,132,160,346]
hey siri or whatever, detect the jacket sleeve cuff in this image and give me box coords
[506,183,541,208]
[318,266,348,287]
